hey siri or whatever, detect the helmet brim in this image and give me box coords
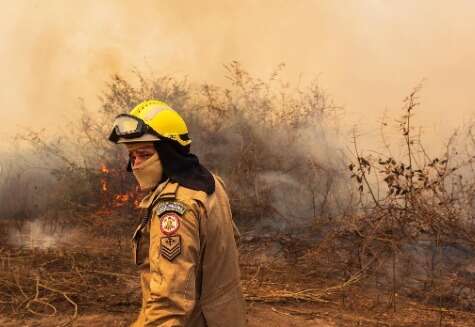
[116,134,161,143]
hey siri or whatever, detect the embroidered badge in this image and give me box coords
[156,201,187,216]
[160,212,181,235]
[160,236,181,261]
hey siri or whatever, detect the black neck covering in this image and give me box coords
[152,140,215,195]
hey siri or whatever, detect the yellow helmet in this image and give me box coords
[109,100,191,147]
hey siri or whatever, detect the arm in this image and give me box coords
[143,203,201,327]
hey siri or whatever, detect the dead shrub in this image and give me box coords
[14,63,352,237]
[348,86,475,312]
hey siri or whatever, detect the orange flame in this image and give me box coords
[115,194,129,202]
[100,164,110,174]
[101,179,108,192]
[99,164,110,193]
[97,163,140,210]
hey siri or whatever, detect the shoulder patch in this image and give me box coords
[156,201,187,216]
[160,212,181,235]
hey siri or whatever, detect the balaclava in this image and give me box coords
[125,143,163,191]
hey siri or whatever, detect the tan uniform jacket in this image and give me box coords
[131,175,246,327]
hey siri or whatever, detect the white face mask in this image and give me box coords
[132,153,163,190]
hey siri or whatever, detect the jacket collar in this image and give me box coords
[138,179,180,209]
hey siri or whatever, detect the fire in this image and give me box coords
[115,194,129,202]
[96,163,140,210]
[113,192,140,208]
[100,164,110,174]
[100,163,110,192]
[101,180,108,192]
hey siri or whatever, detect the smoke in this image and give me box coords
[1,0,475,151]
[8,220,58,249]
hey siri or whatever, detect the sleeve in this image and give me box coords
[143,202,201,327]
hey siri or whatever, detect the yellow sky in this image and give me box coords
[1,0,474,151]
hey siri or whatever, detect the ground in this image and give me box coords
[1,227,474,327]
[2,300,473,326]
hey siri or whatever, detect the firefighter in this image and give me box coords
[109,100,246,327]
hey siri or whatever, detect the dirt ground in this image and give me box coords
[0,303,334,327]
[1,230,474,327]
[2,301,473,327]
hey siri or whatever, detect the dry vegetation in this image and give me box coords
[1,64,474,326]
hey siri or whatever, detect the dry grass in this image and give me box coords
[0,244,139,326]
[0,65,474,325]
[1,231,473,327]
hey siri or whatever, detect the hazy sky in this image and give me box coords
[1,0,474,151]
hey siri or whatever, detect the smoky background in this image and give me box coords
[1,1,475,319]
[0,63,354,238]
[2,0,475,146]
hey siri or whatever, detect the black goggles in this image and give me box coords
[108,114,159,143]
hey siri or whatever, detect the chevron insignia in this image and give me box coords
[160,236,181,261]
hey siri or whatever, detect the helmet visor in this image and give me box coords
[109,114,159,143]
[113,115,142,136]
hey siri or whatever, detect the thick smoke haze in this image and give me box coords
[1,0,474,151]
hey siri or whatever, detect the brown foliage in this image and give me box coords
[12,63,349,232]
[2,66,474,323]
[348,87,475,312]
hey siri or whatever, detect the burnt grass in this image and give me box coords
[1,226,474,326]
[0,245,140,319]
